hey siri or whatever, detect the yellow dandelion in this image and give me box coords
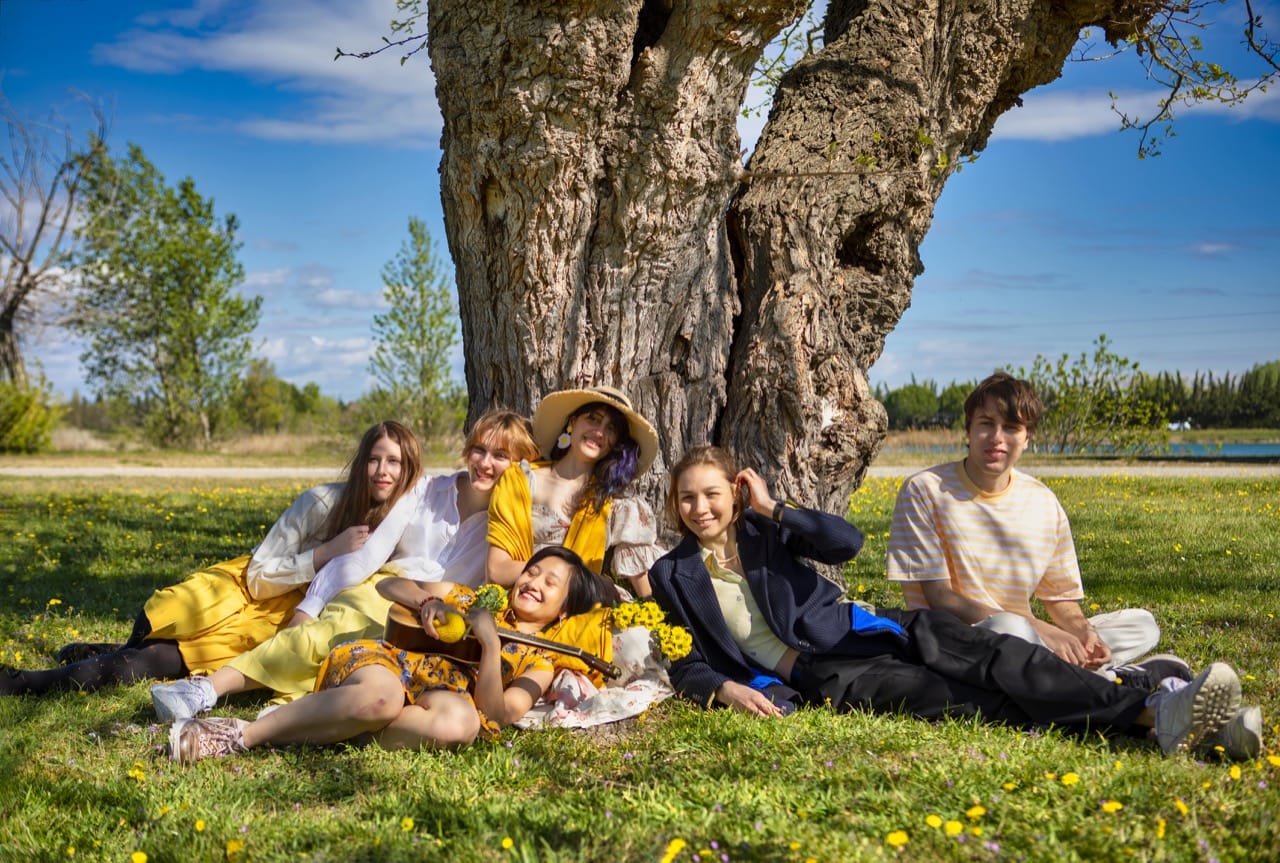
[1101,800,1124,814]
[131,853,147,863]
[926,814,942,829]
[1267,755,1280,768]
[660,837,688,863]
[1156,817,1166,840]
[401,817,414,832]
[970,826,984,837]
[1002,782,1017,791]
[944,820,963,836]
[195,819,206,832]
[1113,760,1123,771]
[965,805,986,820]
[1061,772,1080,786]
[65,847,74,857]
[47,597,63,606]
[502,837,514,850]
[1174,799,1189,816]
[789,841,802,850]
[1229,765,1242,781]
[886,830,908,847]
[226,839,245,859]
[1043,771,1056,779]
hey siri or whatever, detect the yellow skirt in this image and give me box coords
[142,556,304,674]
[227,571,394,703]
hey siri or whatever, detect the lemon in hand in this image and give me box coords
[434,611,468,643]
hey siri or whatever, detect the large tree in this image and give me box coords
[0,95,108,386]
[69,143,261,448]
[388,0,1272,512]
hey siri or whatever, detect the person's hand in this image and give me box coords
[714,680,786,717]
[1080,627,1112,669]
[285,609,313,628]
[734,468,777,517]
[1032,620,1090,666]
[329,524,371,556]
[466,606,501,650]
[418,598,452,639]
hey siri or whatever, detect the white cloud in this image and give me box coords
[1189,242,1237,256]
[241,267,291,288]
[991,89,1157,142]
[92,0,440,146]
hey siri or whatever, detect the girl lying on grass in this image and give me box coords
[648,445,1263,759]
[150,410,539,720]
[1,421,420,697]
[169,546,618,762]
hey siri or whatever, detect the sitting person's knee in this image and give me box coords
[979,612,1040,642]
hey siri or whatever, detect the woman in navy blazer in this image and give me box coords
[647,445,1243,755]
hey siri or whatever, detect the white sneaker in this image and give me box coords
[151,677,217,721]
[1200,705,1263,761]
[1152,662,1241,755]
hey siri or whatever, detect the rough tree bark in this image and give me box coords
[429,0,1158,514]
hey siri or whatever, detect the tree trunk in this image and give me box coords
[431,0,1156,514]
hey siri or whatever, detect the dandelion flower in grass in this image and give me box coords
[926,814,942,829]
[970,826,984,837]
[502,837,514,849]
[131,853,147,863]
[789,841,802,850]
[66,847,74,857]
[1174,799,1189,816]
[1156,818,1167,840]
[886,830,909,847]
[401,817,414,832]
[195,819,206,833]
[1101,800,1123,814]
[660,838,688,863]
[944,821,964,836]
[47,597,62,606]
[1002,782,1017,791]
[965,805,986,820]
[1267,755,1280,768]
[1229,765,1242,781]
[226,839,245,860]
[1061,772,1080,786]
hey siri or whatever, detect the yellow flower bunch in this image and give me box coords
[472,584,508,614]
[612,600,664,630]
[611,601,692,662]
[651,622,692,662]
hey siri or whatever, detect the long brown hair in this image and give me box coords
[664,445,742,534]
[323,421,422,539]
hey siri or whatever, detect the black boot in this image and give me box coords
[0,665,32,695]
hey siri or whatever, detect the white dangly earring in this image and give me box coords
[556,425,572,449]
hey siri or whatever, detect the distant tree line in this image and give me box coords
[875,336,1279,454]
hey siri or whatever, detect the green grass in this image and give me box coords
[2,475,1278,862]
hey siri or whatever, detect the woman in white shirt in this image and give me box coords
[151,410,540,720]
[1,422,421,697]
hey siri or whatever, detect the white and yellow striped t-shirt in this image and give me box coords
[886,462,1083,616]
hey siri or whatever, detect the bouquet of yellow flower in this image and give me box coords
[610,600,692,662]
[471,583,509,615]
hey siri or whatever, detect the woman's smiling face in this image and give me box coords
[675,463,737,547]
[509,554,574,626]
[465,433,514,493]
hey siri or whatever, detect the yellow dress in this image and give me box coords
[141,484,341,674]
[316,586,553,739]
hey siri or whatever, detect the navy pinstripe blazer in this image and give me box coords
[650,505,904,707]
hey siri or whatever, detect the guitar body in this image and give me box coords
[382,602,622,680]
[384,602,482,663]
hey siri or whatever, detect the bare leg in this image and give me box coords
[206,665,262,698]
[372,691,481,751]
[240,665,405,748]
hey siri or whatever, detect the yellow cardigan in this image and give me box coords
[486,460,612,575]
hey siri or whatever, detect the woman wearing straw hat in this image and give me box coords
[486,386,662,597]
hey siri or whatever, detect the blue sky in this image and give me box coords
[3,0,1277,403]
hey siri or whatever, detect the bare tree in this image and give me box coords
[0,93,108,386]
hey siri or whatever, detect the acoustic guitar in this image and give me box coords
[383,602,621,680]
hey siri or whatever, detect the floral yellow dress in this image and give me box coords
[315,585,554,738]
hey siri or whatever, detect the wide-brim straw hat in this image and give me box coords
[531,386,659,476]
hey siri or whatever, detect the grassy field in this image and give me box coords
[1,473,1277,862]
